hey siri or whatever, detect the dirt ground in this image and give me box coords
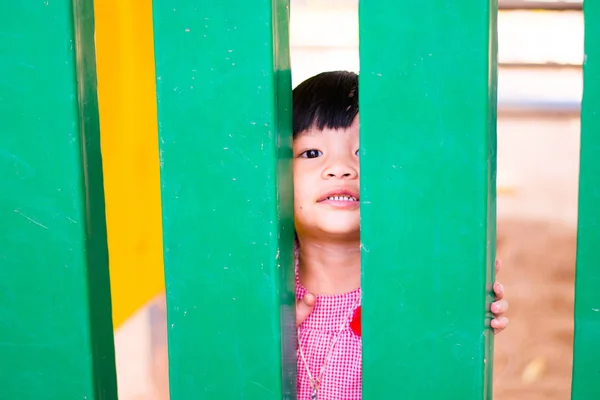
[132,218,577,400]
[493,218,576,400]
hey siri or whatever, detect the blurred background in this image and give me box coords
[114,1,583,399]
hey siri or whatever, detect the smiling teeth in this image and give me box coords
[327,195,357,201]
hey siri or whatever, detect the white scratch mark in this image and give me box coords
[66,217,78,224]
[14,210,48,229]
[247,381,274,394]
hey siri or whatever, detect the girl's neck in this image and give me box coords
[296,235,361,295]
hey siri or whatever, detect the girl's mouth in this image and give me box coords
[318,189,360,208]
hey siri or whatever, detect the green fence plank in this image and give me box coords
[571,2,600,398]
[0,1,117,400]
[151,0,295,398]
[359,1,498,399]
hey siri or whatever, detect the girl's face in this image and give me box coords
[292,117,360,242]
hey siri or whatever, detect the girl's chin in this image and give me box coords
[317,224,360,238]
[294,217,360,239]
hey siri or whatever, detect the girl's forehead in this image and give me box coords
[295,126,359,140]
[294,132,359,149]
[293,114,360,140]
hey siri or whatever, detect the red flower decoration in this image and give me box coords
[350,306,361,337]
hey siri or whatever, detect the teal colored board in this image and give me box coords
[0,1,117,399]
[151,0,296,398]
[571,1,600,398]
[359,1,498,398]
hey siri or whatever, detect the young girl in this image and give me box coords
[291,71,509,400]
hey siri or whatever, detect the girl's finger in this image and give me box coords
[493,282,504,300]
[492,316,509,334]
[491,299,509,315]
[296,293,316,327]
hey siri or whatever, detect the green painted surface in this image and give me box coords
[571,2,600,398]
[151,1,295,398]
[0,1,117,400]
[359,1,497,399]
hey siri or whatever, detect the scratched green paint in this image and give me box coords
[359,1,498,398]
[0,1,117,399]
[151,0,295,398]
[571,2,600,398]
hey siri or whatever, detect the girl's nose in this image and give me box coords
[323,163,358,179]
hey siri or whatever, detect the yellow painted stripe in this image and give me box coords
[95,0,165,329]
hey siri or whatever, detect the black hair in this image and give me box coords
[292,70,359,138]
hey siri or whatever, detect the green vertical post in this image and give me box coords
[571,2,600,398]
[0,2,117,400]
[151,0,295,398]
[359,1,497,399]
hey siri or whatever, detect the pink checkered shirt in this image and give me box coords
[296,261,362,400]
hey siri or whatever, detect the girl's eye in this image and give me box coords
[355,149,360,157]
[301,149,322,159]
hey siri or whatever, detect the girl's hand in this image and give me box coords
[296,293,316,327]
[491,259,509,334]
